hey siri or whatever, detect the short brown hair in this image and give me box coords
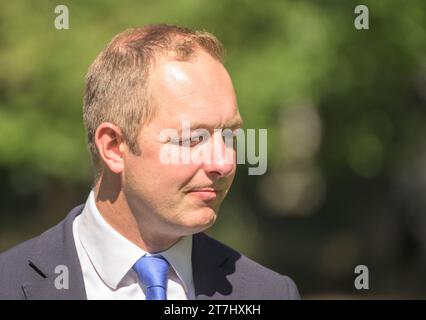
[82,24,225,179]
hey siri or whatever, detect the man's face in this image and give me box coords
[122,51,242,238]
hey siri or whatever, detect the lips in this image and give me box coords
[186,188,220,201]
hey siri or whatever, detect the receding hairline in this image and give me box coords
[106,25,225,63]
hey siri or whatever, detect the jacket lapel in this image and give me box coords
[192,233,245,300]
[22,205,87,300]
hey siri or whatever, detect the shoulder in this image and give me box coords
[194,233,301,299]
[0,204,84,299]
[235,253,301,299]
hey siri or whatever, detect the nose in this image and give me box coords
[202,131,235,178]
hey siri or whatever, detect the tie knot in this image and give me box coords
[133,255,169,299]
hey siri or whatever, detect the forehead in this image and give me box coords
[148,52,241,130]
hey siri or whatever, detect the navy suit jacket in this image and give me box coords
[0,205,301,300]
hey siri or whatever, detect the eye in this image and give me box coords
[177,138,191,147]
[172,134,205,147]
[188,134,205,147]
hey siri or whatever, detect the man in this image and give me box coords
[0,24,300,300]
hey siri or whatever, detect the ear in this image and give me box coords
[94,123,126,174]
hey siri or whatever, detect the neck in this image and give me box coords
[93,172,181,253]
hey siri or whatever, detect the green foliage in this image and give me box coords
[1,0,424,183]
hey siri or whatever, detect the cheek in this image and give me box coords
[125,143,200,193]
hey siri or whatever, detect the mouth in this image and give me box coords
[185,188,222,201]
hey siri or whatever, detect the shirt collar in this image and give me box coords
[77,190,193,292]
[160,235,193,294]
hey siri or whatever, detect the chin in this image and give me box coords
[181,207,218,234]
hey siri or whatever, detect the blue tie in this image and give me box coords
[133,255,170,300]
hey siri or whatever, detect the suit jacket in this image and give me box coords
[0,205,301,300]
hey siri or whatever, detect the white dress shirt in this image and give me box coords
[72,190,194,300]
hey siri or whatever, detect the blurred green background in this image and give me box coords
[1,0,425,298]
